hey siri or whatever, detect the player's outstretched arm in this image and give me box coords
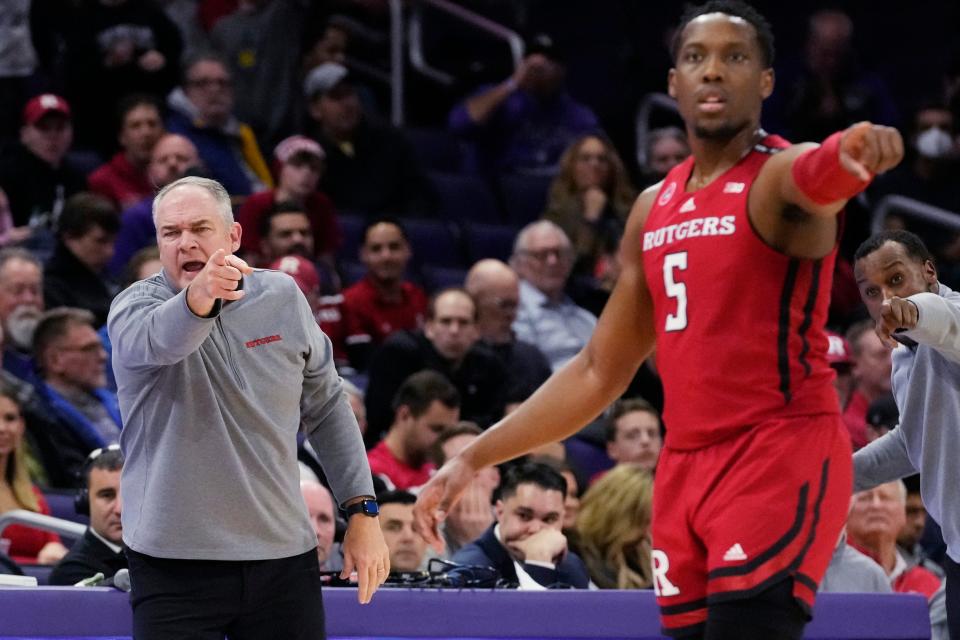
[753,121,904,219]
[414,188,659,550]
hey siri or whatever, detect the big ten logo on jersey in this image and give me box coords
[642,216,736,251]
[652,549,680,597]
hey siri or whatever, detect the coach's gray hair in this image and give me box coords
[152,176,234,229]
[511,220,571,259]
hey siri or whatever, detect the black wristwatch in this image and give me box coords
[344,498,379,518]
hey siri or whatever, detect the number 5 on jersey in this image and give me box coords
[663,252,688,332]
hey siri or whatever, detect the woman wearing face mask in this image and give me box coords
[869,102,960,280]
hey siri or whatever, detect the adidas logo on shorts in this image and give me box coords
[722,543,748,562]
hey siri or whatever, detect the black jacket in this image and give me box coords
[451,525,590,589]
[48,529,127,586]
[364,330,508,444]
[44,241,118,328]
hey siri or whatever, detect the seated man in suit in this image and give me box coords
[452,461,589,589]
[49,445,127,585]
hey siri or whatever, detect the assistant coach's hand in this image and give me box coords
[186,248,254,316]
[341,514,390,604]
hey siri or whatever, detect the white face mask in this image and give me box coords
[915,126,954,159]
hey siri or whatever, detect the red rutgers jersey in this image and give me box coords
[642,134,840,450]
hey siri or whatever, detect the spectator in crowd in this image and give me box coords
[302,15,348,70]
[574,463,653,589]
[364,289,507,441]
[826,330,855,409]
[431,423,499,558]
[0,249,44,383]
[542,135,635,277]
[0,383,68,565]
[532,456,582,533]
[463,259,551,406]
[43,193,121,327]
[865,394,898,443]
[63,0,182,152]
[846,481,942,599]
[377,490,428,572]
[604,398,662,473]
[300,480,338,570]
[87,95,165,209]
[32,308,121,473]
[367,371,460,491]
[843,320,892,449]
[768,9,898,142]
[304,63,434,215]
[448,32,599,177]
[0,95,85,233]
[0,188,31,248]
[255,202,315,265]
[49,445,127,585]
[237,135,340,269]
[166,52,273,197]
[341,217,427,370]
[819,532,893,594]
[870,102,960,283]
[899,475,944,578]
[107,132,202,276]
[638,127,691,189]
[210,0,310,151]
[510,221,597,371]
[452,461,590,589]
[0,311,80,489]
[270,254,321,316]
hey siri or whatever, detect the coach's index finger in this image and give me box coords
[224,254,254,275]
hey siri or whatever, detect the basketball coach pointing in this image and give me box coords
[108,176,389,639]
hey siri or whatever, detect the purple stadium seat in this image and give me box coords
[420,265,468,293]
[498,173,554,227]
[405,128,465,173]
[404,218,465,268]
[428,172,501,223]
[464,222,518,263]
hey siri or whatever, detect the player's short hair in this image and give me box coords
[854,230,935,266]
[605,397,662,443]
[498,461,567,502]
[671,0,776,68]
[390,370,460,419]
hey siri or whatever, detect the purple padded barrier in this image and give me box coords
[0,587,931,639]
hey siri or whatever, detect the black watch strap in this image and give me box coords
[344,498,379,518]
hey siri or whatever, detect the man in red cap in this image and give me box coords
[0,94,86,234]
[269,253,350,367]
[825,330,855,412]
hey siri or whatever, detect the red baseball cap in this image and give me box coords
[825,331,853,368]
[270,255,320,295]
[22,94,71,126]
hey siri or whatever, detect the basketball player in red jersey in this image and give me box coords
[414,2,903,638]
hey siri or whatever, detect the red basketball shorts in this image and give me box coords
[652,414,852,638]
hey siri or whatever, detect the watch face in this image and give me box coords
[362,500,379,516]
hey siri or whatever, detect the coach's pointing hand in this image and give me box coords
[186,248,254,316]
[877,296,920,348]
